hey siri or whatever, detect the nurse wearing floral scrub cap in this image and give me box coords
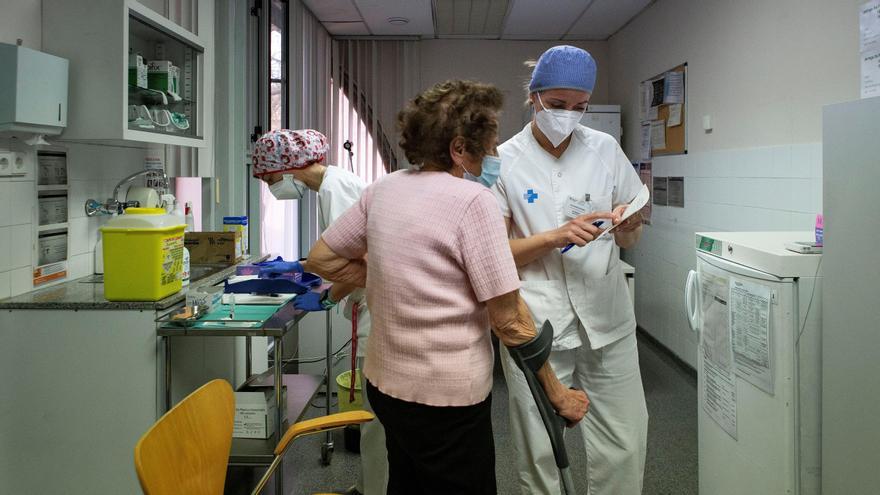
[253,129,388,495]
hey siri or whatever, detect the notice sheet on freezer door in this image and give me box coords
[700,272,738,439]
[730,279,774,395]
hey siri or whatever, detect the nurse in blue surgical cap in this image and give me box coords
[491,45,648,495]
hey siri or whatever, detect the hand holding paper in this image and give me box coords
[594,183,650,241]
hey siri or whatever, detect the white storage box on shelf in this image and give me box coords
[0,43,68,135]
[41,0,213,149]
[234,389,288,439]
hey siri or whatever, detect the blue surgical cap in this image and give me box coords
[528,45,597,94]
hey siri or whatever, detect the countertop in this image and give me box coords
[0,255,269,311]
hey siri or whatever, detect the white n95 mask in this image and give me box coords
[534,93,586,147]
[269,174,307,200]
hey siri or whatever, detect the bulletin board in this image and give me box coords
[639,63,687,157]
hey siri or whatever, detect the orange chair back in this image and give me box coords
[134,379,235,495]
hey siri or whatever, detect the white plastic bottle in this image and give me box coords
[95,213,116,275]
[94,233,104,275]
[184,201,195,232]
[172,201,190,286]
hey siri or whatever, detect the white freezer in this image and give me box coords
[686,231,822,495]
[580,104,621,143]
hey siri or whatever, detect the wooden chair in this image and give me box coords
[134,378,374,495]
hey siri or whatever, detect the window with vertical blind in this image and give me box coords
[259,0,299,260]
[256,4,421,258]
[329,39,421,184]
[269,0,287,131]
[332,79,390,184]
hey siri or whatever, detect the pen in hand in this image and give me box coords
[561,221,605,254]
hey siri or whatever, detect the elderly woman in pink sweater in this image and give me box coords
[306,80,588,495]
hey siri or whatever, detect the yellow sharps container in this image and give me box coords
[101,208,185,301]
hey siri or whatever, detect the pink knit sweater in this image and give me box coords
[323,170,520,406]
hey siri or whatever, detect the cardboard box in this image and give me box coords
[128,53,147,88]
[234,388,287,439]
[147,60,179,94]
[185,232,242,265]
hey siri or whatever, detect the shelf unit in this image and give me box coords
[42,0,211,148]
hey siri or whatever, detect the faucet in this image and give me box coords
[84,169,169,216]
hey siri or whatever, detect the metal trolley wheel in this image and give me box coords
[321,441,334,466]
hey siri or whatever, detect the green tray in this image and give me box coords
[189,304,281,329]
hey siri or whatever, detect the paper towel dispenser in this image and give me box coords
[0,42,69,135]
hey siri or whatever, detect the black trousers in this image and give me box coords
[366,381,497,495]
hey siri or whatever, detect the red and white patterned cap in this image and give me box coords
[252,129,329,177]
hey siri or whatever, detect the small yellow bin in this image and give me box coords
[336,369,364,412]
[101,208,185,301]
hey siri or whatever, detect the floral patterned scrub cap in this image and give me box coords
[252,129,329,177]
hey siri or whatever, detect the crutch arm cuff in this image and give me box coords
[506,320,553,374]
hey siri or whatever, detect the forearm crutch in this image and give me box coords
[508,321,576,495]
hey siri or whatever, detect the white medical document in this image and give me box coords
[594,183,650,241]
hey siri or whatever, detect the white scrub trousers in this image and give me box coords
[355,355,389,495]
[500,330,648,495]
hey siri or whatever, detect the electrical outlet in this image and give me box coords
[0,152,13,177]
[12,153,26,176]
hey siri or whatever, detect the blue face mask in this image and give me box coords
[462,155,502,188]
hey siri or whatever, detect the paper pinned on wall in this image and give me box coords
[664,71,685,104]
[730,278,774,395]
[647,105,659,121]
[640,123,652,160]
[667,103,683,127]
[862,1,880,98]
[639,82,650,121]
[651,78,665,107]
[862,0,880,53]
[863,50,880,98]
[638,162,653,225]
[700,271,738,439]
[650,120,667,150]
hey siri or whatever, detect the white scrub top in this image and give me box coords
[317,165,371,352]
[494,124,642,350]
[317,165,367,232]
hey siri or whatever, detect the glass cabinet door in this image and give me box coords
[127,12,203,140]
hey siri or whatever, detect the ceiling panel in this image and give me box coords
[354,0,434,36]
[324,22,372,36]
[501,0,589,39]
[303,0,646,40]
[434,0,509,36]
[433,0,454,33]
[455,0,474,34]
[564,0,651,39]
[302,0,362,23]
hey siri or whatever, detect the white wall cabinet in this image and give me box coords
[0,43,69,135]
[42,0,212,149]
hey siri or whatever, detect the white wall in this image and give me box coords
[1,1,47,298]
[0,140,145,299]
[0,1,149,298]
[607,0,861,367]
[0,0,41,49]
[419,40,610,141]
